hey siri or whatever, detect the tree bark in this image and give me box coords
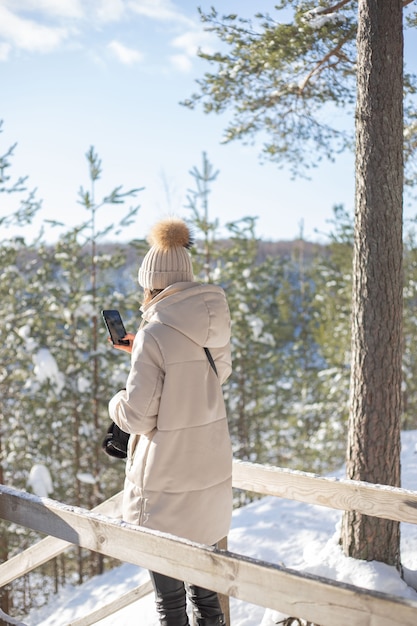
[342,0,404,567]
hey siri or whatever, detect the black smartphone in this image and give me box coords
[101,310,129,346]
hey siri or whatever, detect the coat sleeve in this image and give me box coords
[108,329,164,435]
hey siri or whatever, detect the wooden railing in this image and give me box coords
[1,459,417,626]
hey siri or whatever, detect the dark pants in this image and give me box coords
[149,570,225,626]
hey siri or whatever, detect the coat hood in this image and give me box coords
[140,282,231,348]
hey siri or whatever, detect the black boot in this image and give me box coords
[196,616,226,626]
[150,571,190,626]
[186,583,225,625]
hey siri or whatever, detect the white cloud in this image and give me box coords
[3,0,84,19]
[0,5,70,52]
[107,39,143,64]
[169,53,192,73]
[0,41,11,61]
[168,28,214,73]
[0,0,205,66]
[95,0,126,23]
[126,0,194,27]
[171,29,213,57]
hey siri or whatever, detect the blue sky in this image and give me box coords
[0,1,416,244]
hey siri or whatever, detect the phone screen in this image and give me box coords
[101,310,129,345]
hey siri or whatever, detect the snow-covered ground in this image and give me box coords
[23,430,417,626]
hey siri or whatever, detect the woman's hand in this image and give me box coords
[108,332,136,354]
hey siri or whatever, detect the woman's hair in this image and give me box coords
[142,288,163,306]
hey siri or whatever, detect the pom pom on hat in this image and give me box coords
[138,218,194,290]
[148,218,193,250]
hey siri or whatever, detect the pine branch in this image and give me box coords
[299,33,352,93]
[313,0,352,15]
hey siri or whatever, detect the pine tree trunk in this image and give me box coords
[342,0,403,567]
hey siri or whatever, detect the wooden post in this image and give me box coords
[218,536,230,625]
[190,537,230,626]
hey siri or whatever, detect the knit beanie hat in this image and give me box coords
[138,218,194,290]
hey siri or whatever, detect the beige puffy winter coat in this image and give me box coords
[108,281,233,545]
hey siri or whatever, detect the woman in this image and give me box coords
[108,217,232,626]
